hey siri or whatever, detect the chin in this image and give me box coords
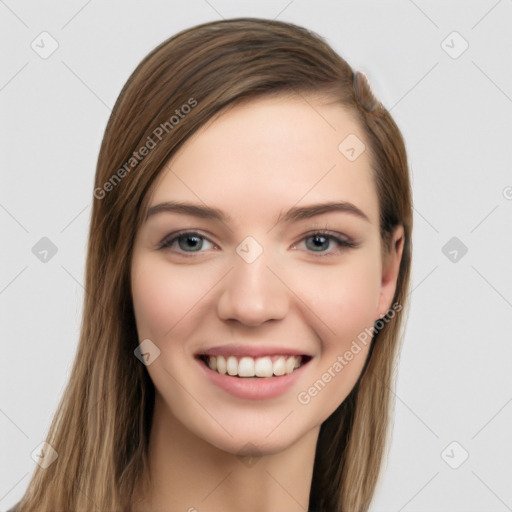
[187,414,308,457]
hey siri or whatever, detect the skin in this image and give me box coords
[130,93,404,511]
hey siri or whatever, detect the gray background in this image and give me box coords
[1,1,511,510]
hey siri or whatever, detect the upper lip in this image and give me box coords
[196,344,312,358]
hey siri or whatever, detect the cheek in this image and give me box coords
[294,254,382,344]
[293,264,380,414]
[131,257,207,339]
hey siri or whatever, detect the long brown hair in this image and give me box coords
[14,18,412,512]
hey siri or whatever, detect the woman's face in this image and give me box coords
[131,94,402,455]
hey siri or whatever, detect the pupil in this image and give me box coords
[308,235,328,251]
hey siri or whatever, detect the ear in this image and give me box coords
[375,225,404,320]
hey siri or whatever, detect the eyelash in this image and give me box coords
[157,230,358,257]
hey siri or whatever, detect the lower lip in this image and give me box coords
[195,357,311,400]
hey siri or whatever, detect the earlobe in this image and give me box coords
[376,225,404,320]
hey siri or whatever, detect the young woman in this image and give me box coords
[11,17,412,512]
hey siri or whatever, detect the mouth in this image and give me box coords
[195,353,313,378]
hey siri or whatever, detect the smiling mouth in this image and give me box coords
[196,354,312,378]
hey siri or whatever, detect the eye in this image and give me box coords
[158,231,215,254]
[293,230,357,256]
[158,229,357,256]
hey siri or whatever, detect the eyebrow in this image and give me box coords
[145,200,370,224]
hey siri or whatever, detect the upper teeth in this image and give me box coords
[206,355,302,378]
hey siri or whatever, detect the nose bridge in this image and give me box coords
[216,236,289,325]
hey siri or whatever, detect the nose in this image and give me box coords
[216,247,289,327]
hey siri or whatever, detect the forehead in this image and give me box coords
[149,94,379,228]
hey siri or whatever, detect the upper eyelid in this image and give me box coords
[159,230,217,249]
